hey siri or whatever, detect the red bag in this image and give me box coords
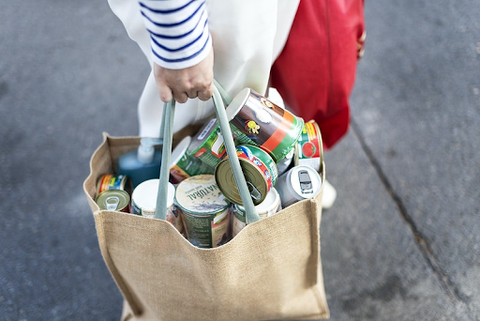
[270,0,365,149]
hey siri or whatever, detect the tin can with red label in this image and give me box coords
[96,174,133,196]
[225,88,304,162]
[294,121,324,172]
[215,145,278,206]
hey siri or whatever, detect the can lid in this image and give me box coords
[132,179,175,211]
[175,174,229,214]
[215,158,268,206]
[170,136,191,168]
[225,88,251,121]
[96,189,130,211]
[287,166,322,199]
[245,144,278,185]
[187,118,218,155]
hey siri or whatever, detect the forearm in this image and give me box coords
[138,0,212,70]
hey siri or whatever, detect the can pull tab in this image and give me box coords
[105,196,120,211]
[247,182,262,200]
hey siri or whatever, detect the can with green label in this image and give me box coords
[170,136,214,183]
[294,121,324,172]
[225,88,304,162]
[175,175,231,248]
[187,118,227,168]
[215,145,278,206]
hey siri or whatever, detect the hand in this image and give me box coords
[153,47,214,104]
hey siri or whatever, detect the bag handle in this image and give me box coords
[154,85,260,224]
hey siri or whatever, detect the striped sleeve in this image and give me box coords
[138,0,212,69]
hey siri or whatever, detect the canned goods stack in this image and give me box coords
[94,89,324,248]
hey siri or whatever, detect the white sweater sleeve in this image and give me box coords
[138,0,212,69]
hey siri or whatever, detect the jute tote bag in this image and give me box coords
[83,87,329,320]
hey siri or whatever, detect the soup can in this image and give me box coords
[175,175,231,248]
[275,165,322,208]
[170,136,214,183]
[131,179,183,232]
[96,189,130,212]
[232,188,282,237]
[215,145,278,206]
[187,117,227,168]
[225,88,304,162]
[294,121,324,172]
[96,174,133,196]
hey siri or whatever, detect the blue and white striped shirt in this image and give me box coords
[138,0,212,69]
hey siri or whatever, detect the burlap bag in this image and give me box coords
[83,91,329,320]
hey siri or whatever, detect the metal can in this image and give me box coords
[225,88,304,162]
[276,147,294,176]
[170,136,214,183]
[131,179,182,232]
[232,188,282,238]
[96,189,130,212]
[215,145,278,206]
[96,174,133,196]
[187,117,227,168]
[275,165,322,208]
[294,121,324,172]
[175,175,231,248]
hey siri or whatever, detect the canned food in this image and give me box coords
[187,118,226,168]
[232,188,282,237]
[294,121,324,172]
[96,189,130,212]
[276,147,294,176]
[215,145,278,206]
[275,165,322,208]
[170,136,214,183]
[175,175,231,248]
[131,179,182,232]
[226,88,304,162]
[96,174,133,196]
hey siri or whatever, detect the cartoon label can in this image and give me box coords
[131,179,183,232]
[225,88,304,162]
[232,188,282,237]
[275,165,322,208]
[170,136,214,183]
[96,189,130,212]
[187,118,227,168]
[215,145,278,206]
[96,174,133,196]
[294,121,324,172]
[175,175,231,248]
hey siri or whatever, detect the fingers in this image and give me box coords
[153,61,214,104]
[197,81,214,101]
[159,82,213,103]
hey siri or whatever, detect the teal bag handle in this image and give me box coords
[154,85,260,224]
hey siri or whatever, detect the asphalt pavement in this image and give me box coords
[0,0,479,320]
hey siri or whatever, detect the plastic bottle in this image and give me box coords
[117,138,163,188]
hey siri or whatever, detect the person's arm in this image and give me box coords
[138,0,214,103]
